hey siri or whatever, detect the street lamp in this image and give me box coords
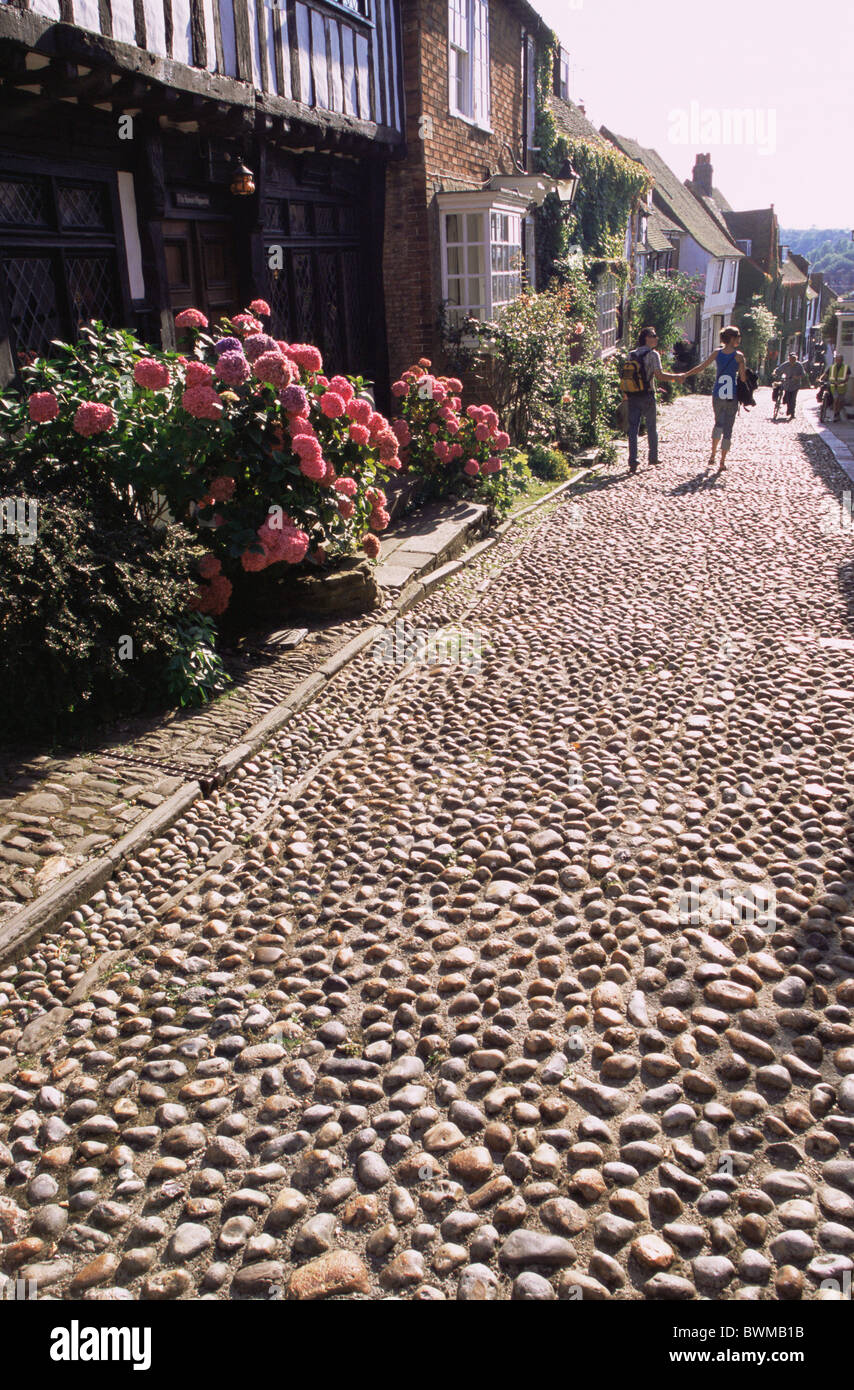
[230,160,256,197]
[556,158,580,206]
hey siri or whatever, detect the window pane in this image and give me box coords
[447,246,462,275]
[467,276,485,308]
[466,213,482,242]
[467,244,484,274]
[446,214,462,243]
[447,278,462,305]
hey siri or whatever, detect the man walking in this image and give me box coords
[772,351,807,420]
[623,327,683,474]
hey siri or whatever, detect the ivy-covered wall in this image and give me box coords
[532,35,650,286]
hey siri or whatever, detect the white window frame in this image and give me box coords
[596,272,618,354]
[438,190,527,331]
[735,238,752,256]
[555,46,569,101]
[727,259,737,292]
[448,0,490,129]
[711,260,724,295]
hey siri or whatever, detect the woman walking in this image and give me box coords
[680,326,748,473]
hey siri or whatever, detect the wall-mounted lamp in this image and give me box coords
[230,160,256,196]
[556,158,580,206]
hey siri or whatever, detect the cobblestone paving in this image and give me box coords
[1,392,854,1302]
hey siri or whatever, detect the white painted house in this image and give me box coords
[601,129,742,356]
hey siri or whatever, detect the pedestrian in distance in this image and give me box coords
[771,351,807,420]
[678,325,748,473]
[619,327,683,475]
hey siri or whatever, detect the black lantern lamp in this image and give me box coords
[230,159,256,197]
[556,158,580,206]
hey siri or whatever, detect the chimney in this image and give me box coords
[691,152,713,197]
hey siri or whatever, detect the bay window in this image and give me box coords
[439,191,526,328]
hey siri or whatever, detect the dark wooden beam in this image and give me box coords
[190,0,207,68]
[232,0,253,85]
[98,0,113,40]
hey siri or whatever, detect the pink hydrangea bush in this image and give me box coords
[391,360,513,509]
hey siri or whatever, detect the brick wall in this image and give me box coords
[383,0,526,382]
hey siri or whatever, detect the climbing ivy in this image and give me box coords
[532,35,650,284]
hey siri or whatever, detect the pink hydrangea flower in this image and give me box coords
[448,378,463,393]
[244,333,278,363]
[198,552,222,578]
[253,351,291,388]
[391,380,407,397]
[299,454,327,482]
[370,508,390,531]
[346,397,373,425]
[482,456,501,474]
[293,434,322,464]
[279,384,309,414]
[495,431,510,450]
[466,405,483,421]
[362,533,380,558]
[391,418,411,446]
[208,476,236,502]
[133,358,170,390]
[216,350,250,386]
[175,308,208,329]
[249,298,271,317]
[288,343,323,372]
[181,385,224,420]
[377,432,399,461]
[232,313,263,335]
[428,422,439,436]
[368,411,388,436]
[335,476,358,498]
[27,391,59,423]
[240,546,269,573]
[190,573,232,614]
[337,498,355,520]
[446,417,460,435]
[289,415,314,438]
[185,361,213,389]
[464,458,480,476]
[73,401,116,436]
[320,391,345,418]
[434,441,451,462]
[348,423,370,446]
[475,424,490,441]
[449,442,463,459]
[328,375,355,403]
[279,526,309,564]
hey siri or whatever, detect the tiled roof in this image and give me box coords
[600,128,742,260]
[645,207,677,253]
[722,208,777,266]
[549,94,608,147]
[781,256,808,286]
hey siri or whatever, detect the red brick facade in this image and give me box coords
[383,0,533,382]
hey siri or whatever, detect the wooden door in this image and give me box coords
[162,219,239,326]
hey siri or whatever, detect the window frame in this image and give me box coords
[448,0,491,129]
[596,271,619,354]
[711,259,724,295]
[727,259,737,292]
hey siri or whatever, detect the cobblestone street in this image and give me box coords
[1,391,853,1302]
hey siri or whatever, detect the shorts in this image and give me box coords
[712,396,738,444]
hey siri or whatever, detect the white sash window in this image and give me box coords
[448,0,490,127]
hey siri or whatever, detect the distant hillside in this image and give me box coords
[781,228,854,295]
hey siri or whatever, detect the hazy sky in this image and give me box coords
[535,0,853,229]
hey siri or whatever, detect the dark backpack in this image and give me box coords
[736,367,758,410]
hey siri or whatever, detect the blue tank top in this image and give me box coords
[713,350,738,400]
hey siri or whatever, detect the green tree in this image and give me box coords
[629,271,702,354]
[736,295,779,372]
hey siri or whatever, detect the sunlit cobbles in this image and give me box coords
[2,401,854,1299]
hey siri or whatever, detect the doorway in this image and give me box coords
[162,218,239,326]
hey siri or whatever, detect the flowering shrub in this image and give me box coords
[446,269,620,454]
[390,359,515,514]
[5,307,401,619]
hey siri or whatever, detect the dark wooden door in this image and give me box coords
[162,219,239,326]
